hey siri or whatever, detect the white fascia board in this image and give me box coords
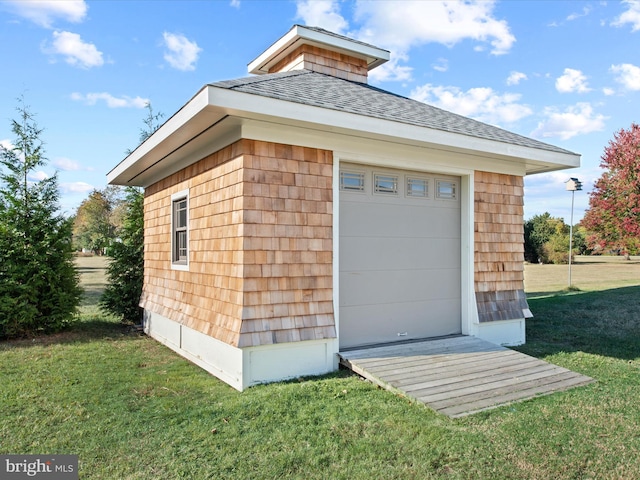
[107,87,219,186]
[108,84,579,187]
[248,25,389,75]
[206,86,580,172]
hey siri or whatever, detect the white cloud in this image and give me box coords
[610,63,640,90]
[53,157,92,171]
[294,0,514,83]
[44,30,104,68]
[531,103,607,140]
[410,84,533,125]
[555,68,591,93]
[60,182,94,194]
[351,0,515,81]
[432,58,449,73]
[603,87,616,96]
[567,6,592,22]
[506,71,527,86]
[230,0,240,8]
[0,139,22,161]
[29,170,50,182]
[162,32,202,71]
[612,0,640,32]
[295,0,348,34]
[353,0,515,54]
[368,55,413,82]
[71,92,149,108]
[4,0,87,28]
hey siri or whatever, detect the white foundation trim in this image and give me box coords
[143,310,338,391]
[473,318,526,346]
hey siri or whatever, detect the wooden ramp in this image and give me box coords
[339,336,594,418]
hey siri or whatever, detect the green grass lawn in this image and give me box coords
[1,256,639,479]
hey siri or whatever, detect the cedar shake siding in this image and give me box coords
[268,44,369,83]
[107,25,580,388]
[140,139,335,348]
[474,171,530,322]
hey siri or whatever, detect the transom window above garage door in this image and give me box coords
[406,176,429,198]
[436,179,457,200]
[340,167,458,202]
[340,171,365,192]
[374,173,398,195]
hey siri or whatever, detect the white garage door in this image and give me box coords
[339,164,461,349]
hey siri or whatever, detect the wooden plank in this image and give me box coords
[339,336,594,418]
[410,364,570,402]
[365,351,528,384]
[392,356,546,390]
[439,374,594,418]
[341,336,493,359]
[426,370,589,410]
[343,338,503,364]
[366,348,523,375]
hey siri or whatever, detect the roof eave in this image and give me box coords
[205,86,581,170]
[108,85,580,187]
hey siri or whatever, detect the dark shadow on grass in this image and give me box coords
[516,285,640,361]
[0,317,140,351]
[526,290,583,299]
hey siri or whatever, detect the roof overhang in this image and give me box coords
[248,25,390,75]
[107,85,581,187]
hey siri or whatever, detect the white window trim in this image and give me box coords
[435,179,458,201]
[339,169,367,193]
[406,175,430,199]
[373,172,399,196]
[171,189,190,271]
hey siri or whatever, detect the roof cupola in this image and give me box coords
[248,25,389,83]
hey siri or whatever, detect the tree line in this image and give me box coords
[527,123,640,264]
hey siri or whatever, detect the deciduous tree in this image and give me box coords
[582,123,640,256]
[524,212,581,264]
[73,189,114,254]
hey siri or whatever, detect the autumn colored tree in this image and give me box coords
[582,123,640,256]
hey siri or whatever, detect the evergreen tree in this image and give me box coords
[100,187,144,323]
[100,102,162,323]
[0,99,82,338]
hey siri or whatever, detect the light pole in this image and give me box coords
[565,178,582,288]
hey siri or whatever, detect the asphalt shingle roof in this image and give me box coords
[210,70,575,156]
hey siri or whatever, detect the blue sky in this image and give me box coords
[1,0,639,223]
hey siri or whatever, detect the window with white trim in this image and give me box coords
[172,192,189,265]
[374,173,398,195]
[406,177,429,198]
[436,180,457,200]
[340,171,365,192]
